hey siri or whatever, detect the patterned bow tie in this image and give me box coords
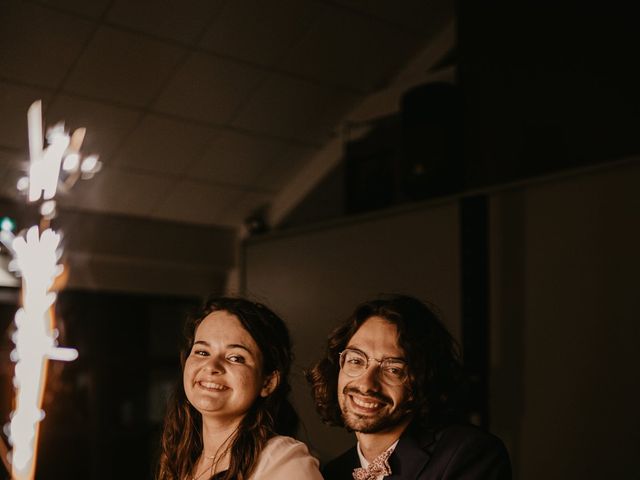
[352,448,392,480]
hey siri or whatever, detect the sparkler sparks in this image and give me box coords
[2,100,100,480]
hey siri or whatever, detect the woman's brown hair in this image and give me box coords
[156,297,298,480]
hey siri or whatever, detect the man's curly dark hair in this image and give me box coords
[306,294,468,430]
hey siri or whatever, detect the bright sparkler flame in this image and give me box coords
[3,100,95,480]
[9,226,77,477]
[27,102,69,202]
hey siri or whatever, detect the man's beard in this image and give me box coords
[340,387,411,434]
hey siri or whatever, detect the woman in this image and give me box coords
[157,297,323,480]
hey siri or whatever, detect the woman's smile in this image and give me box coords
[196,380,229,391]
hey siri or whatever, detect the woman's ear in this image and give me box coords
[260,371,280,397]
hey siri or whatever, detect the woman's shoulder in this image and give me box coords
[264,435,310,450]
[250,435,323,479]
[260,435,317,463]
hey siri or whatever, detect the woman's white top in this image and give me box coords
[248,435,323,479]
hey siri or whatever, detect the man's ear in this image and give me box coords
[260,371,280,397]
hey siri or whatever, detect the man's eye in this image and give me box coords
[347,357,364,365]
[384,365,405,376]
[227,354,245,364]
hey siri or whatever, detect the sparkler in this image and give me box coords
[2,100,101,480]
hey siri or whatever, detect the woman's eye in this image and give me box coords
[227,354,245,364]
[193,350,208,357]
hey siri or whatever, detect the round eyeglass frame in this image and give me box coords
[338,348,409,386]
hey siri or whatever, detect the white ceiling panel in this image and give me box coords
[151,179,244,225]
[0,1,94,88]
[46,94,141,161]
[112,114,214,176]
[186,129,292,187]
[279,7,423,92]
[63,26,185,107]
[0,82,52,150]
[199,0,325,68]
[56,166,174,218]
[107,0,225,44]
[153,52,267,124]
[231,73,360,144]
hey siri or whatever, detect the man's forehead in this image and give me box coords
[348,316,405,356]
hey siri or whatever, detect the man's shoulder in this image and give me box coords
[430,423,505,446]
[407,423,508,456]
[321,445,359,480]
[322,425,510,479]
[405,423,511,479]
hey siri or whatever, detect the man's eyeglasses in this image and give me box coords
[338,348,408,386]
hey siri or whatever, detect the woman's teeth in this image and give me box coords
[199,381,227,390]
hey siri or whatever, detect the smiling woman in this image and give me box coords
[156,297,323,480]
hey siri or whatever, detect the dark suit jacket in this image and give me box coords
[322,424,511,480]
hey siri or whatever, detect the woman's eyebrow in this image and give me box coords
[227,343,252,353]
[192,341,254,354]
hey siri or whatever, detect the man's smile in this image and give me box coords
[343,386,392,414]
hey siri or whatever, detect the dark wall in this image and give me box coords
[459,4,640,186]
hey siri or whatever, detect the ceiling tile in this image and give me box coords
[231,73,360,144]
[0,82,52,150]
[332,0,452,33]
[107,0,225,44]
[199,0,324,67]
[153,52,266,124]
[279,8,423,92]
[215,190,273,227]
[112,114,213,176]
[252,144,316,191]
[0,2,94,88]
[151,179,243,225]
[185,129,289,186]
[37,0,111,19]
[46,94,141,161]
[63,26,185,107]
[56,166,173,218]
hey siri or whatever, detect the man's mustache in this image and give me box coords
[342,386,392,404]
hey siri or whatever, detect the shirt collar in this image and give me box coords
[356,438,400,469]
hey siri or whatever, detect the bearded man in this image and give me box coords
[307,294,511,480]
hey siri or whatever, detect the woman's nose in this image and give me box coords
[203,355,225,374]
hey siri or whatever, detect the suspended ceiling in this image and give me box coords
[0,0,454,230]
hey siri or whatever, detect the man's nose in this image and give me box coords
[356,362,382,390]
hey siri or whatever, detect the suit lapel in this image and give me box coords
[343,447,361,472]
[385,429,436,480]
[327,446,360,480]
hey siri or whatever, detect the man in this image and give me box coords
[307,294,511,480]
